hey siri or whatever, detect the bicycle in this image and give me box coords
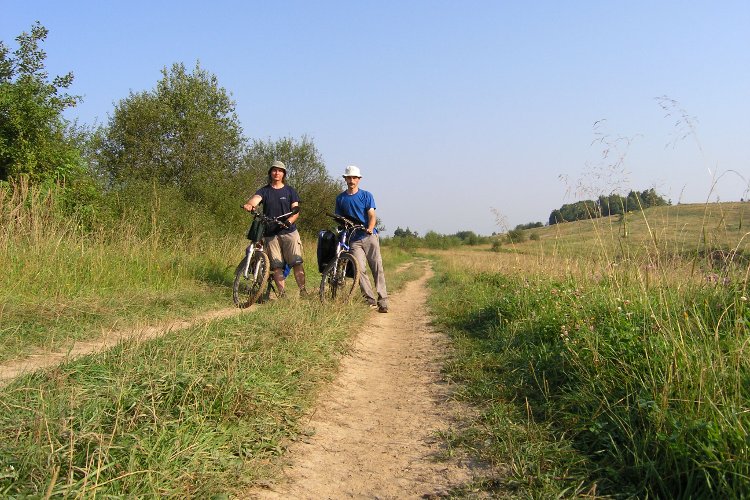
[233,207,297,308]
[317,213,365,303]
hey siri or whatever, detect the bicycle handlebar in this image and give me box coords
[326,212,365,229]
[242,205,299,229]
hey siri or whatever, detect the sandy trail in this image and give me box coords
[249,262,483,499]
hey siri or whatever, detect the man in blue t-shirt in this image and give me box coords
[335,165,388,312]
[243,161,307,297]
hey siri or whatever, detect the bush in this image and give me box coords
[506,229,527,243]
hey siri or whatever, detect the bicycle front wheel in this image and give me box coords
[233,251,271,308]
[319,252,360,303]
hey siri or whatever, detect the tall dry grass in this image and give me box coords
[0,178,235,361]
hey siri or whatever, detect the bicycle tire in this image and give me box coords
[319,252,360,303]
[233,251,271,308]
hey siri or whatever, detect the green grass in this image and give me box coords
[0,231,235,362]
[425,206,750,498]
[0,298,367,497]
[511,202,750,265]
[11,176,750,497]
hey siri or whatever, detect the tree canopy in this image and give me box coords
[96,61,245,204]
[0,22,82,182]
[549,189,670,225]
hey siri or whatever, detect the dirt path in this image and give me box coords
[248,261,484,499]
[0,307,245,386]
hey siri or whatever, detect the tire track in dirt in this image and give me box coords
[0,306,246,386]
[248,261,486,499]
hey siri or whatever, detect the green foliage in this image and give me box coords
[96,61,245,205]
[505,228,526,243]
[0,301,364,496]
[549,200,598,224]
[393,226,418,238]
[515,221,543,230]
[0,22,84,183]
[550,189,670,225]
[384,229,495,250]
[429,257,750,497]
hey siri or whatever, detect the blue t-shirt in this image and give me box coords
[335,189,377,241]
[255,184,300,236]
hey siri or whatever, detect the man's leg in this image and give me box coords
[293,263,306,295]
[350,240,376,306]
[362,235,388,309]
[265,236,286,296]
[279,230,307,296]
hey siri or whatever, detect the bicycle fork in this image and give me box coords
[242,244,262,280]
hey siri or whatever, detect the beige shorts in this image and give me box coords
[264,230,304,270]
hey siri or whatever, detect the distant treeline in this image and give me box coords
[388,227,494,249]
[548,189,670,225]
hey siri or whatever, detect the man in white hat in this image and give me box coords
[335,165,388,312]
[243,160,307,297]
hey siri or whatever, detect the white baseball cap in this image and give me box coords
[343,165,362,178]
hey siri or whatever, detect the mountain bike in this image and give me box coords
[318,213,365,303]
[233,207,297,308]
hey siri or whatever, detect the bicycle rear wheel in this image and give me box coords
[319,252,360,303]
[233,251,271,308]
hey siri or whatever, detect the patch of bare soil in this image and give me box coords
[0,307,245,387]
[247,262,487,499]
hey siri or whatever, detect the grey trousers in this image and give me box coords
[350,234,388,308]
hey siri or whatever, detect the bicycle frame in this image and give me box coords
[242,207,298,275]
[233,206,298,307]
[329,213,367,254]
[319,213,367,303]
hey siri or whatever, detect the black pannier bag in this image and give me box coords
[246,218,266,242]
[317,230,337,272]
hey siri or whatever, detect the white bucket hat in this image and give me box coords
[270,160,286,172]
[343,165,362,178]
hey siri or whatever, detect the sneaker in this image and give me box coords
[378,305,388,313]
[368,303,378,310]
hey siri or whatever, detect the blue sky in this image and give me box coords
[3,1,749,235]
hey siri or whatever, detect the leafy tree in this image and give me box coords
[550,189,669,225]
[549,209,564,225]
[506,228,527,243]
[0,22,82,182]
[97,61,245,207]
[515,222,543,230]
[393,227,418,238]
[453,230,480,245]
[549,200,597,224]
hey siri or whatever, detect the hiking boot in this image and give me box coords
[378,305,388,313]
